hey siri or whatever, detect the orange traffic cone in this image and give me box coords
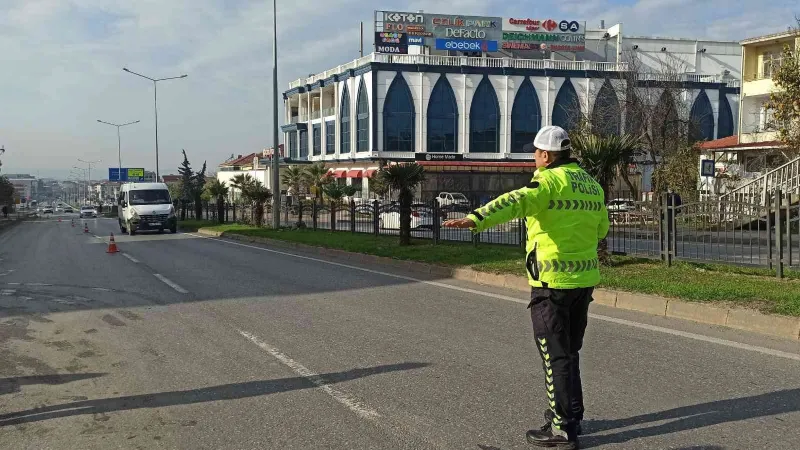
[58,217,62,223]
[71,219,75,228]
[107,233,119,253]
[84,223,89,233]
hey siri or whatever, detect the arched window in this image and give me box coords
[356,79,369,152]
[427,75,458,153]
[717,93,734,139]
[469,77,500,153]
[510,78,541,153]
[689,90,715,142]
[340,85,351,154]
[652,90,680,149]
[383,73,415,152]
[552,79,581,132]
[591,80,621,136]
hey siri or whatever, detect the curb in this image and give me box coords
[195,228,800,341]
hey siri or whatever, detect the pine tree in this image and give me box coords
[193,161,207,219]
[178,149,193,220]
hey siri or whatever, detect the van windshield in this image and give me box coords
[129,189,171,205]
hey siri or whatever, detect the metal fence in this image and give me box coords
[184,190,800,275]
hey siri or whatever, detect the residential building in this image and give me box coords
[281,11,740,200]
[6,175,36,204]
[91,182,120,204]
[216,146,287,201]
[698,29,799,198]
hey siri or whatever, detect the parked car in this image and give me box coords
[80,205,98,218]
[63,206,74,213]
[607,199,636,213]
[378,204,438,230]
[436,192,470,208]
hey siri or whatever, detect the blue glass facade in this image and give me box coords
[469,77,500,153]
[383,73,415,152]
[552,79,580,132]
[312,123,321,156]
[325,121,335,154]
[717,94,734,139]
[591,81,621,136]
[510,78,541,153]
[690,90,715,142]
[427,75,458,153]
[356,79,369,152]
[340,85,351,154]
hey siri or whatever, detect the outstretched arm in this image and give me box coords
[443,182,550,232]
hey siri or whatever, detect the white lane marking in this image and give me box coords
[153,274,188,294]
[122,253,139,263]
[191,233,800,362]
[1,289,16,296]
[25,282,51,286]
[588,314,800,362]
[0,269,14,276]
[7,282,20,285]
[91,287,111,292]
[238,330,381,420]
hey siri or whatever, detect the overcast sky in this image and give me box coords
[1,0,796,180]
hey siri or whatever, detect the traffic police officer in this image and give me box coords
[444,126,609,449]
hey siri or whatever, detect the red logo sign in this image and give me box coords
[542,19,557,31]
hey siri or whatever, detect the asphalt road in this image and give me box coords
[0,215,799,449]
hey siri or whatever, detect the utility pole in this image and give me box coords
[271,0,281,229]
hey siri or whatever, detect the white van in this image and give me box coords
[118,182,177,235]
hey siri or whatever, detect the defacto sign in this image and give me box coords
[375,32,408,54]
[435,38,498,52]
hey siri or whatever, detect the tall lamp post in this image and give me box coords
[271,0,280,228]
[77,159,101,204]
[122,68,187,181]
[97,119,140,181]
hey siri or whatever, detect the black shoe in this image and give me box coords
[543,410,583,436]
[525,428,578,449]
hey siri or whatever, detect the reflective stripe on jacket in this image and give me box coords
[466,159,610,289]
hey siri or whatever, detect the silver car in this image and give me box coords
[80,206,98,218]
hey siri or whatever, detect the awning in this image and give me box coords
[363,169,377,178]
[346,169,363,178]
[330,169,347,178]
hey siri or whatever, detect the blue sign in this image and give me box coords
[408,36,424,46]
[435,38,498,52]
[109,168,146,182]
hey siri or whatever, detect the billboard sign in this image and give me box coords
[408,36,425,46]
[435,38,498,52]
[375,11,502,48]
[502,18,586,52]
[109,168,146,182]
[375,31,408,54]
[415,153,464,162]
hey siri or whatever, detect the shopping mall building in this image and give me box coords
[281,12,742,202]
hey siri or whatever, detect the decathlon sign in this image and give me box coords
[435,38,498,52]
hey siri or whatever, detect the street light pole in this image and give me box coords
[97,119,140,181]
[122,68,187,181]
[271,0,281,229]
[77,159,101,205]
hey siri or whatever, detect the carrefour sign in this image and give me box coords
[435,38,498,52]
[503,18,586,36]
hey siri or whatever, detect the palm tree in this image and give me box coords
[206,179,229,224]
[240,179,272,227]
[572,133,641,263]
[229,174,254,204]
[376,162,425,246]
[303,162,331,201]
[571,133,641,203]
[281,165,307,226]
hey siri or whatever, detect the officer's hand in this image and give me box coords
[442,218,476,228]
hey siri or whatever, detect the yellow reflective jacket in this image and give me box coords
[466,159,609,289]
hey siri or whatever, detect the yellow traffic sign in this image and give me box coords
[127,168,144,178]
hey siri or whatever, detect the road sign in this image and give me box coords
[109,167,145,182]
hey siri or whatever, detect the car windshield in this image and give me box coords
[81,207,93,211]
[452,194,468,200]
[129,189,171,205]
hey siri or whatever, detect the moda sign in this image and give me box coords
[374,32,408,54]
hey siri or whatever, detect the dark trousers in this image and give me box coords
[529,287,593,435]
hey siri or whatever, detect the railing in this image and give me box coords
[289,52,741,90]
[719,156,800,207]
